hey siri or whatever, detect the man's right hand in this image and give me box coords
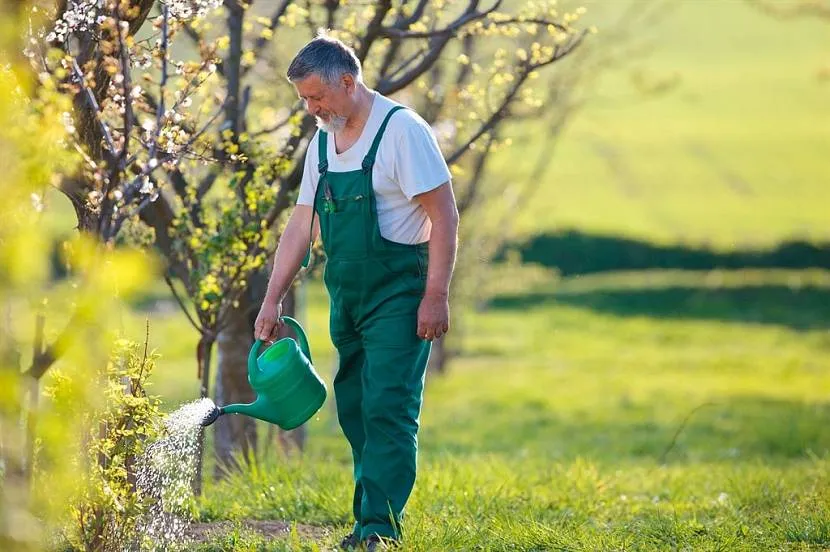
[254,298,283,341]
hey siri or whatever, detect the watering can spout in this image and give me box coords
[200,405,224,427]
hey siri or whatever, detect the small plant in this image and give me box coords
[46,334,164,551]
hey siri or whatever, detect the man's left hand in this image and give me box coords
[417,291,450,341]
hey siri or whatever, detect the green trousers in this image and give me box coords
[312,106,431,541]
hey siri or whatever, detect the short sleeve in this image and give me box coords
[296,132,320,206]
[393,114,452,200]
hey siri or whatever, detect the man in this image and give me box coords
[254,32,459,550]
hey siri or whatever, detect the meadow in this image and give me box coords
[109,1,830,549]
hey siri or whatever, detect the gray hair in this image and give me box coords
[286,30,362,86]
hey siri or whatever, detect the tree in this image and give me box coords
[1,5,161,546]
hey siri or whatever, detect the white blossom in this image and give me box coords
[30,193,44,213]
[48,1,104,44]
[140,175,153,194]
[61,111,76,134]
[162,0,222,22]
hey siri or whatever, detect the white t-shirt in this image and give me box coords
[296,92,452,244]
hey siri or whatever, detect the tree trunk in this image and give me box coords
[213,302,258,478]
[213,274,306,476]
[265,286,306,456]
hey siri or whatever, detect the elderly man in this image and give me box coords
[254,32,459,550]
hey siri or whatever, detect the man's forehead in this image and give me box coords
[295,74,325,95]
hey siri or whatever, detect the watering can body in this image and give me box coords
[205,316,326,430]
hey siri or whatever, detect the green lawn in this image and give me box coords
[500,0,830,248]
[163,267,829,551]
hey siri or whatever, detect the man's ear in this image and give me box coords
[342,73,355,93]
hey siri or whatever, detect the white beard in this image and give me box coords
[316,114,347,134]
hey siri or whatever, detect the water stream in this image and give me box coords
[134,397,215,551]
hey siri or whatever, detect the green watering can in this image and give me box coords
[201,316,327,430]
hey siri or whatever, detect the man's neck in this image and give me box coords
[344,86,374,133]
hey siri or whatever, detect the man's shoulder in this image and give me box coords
[376,95,433,137]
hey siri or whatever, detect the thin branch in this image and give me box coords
[446,31,586,166]
[395,0,430,29]
[70,58,117,155]
[381,43,425,83]
[377,0,504,39]
[23,313,80,381]
[241,0,291,78]
[354,0,394,61]
[659,402,716,464]
[250,103,302,137]
[456,131,496,214]
[146,5,171,163]
[164,273,203,333]
[117,7,133,170]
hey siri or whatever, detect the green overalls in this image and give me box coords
[311,105,431,541]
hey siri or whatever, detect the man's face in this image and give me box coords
[294,73,353,133]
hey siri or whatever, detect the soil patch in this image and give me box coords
[186,519,330,544]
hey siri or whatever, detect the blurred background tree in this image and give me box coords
[1,2,163,548]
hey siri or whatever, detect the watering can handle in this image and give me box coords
[279,316,313,364]
[246,317,314,380]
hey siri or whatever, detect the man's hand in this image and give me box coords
[254,298,283,342]
[414,183,457,341]
[417,291,449,341]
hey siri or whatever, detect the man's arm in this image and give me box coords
[254,204,318,340]
[414,182,459,341]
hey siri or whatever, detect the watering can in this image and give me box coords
[201,316,327,430]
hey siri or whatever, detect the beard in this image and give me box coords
[315,113,347,134]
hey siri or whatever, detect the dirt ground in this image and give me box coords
[185,519,330,544]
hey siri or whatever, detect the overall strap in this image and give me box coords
[318,131,329,174]
[361,105,406,173]
[302,131,329,268]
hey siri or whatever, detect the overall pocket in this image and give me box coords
[320,193,371,259]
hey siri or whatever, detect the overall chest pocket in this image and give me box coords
[318,176,373,259]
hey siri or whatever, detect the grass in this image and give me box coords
[165,267,830,551]
[495,0,830,248]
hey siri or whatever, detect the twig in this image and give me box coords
[163,273,203,334]
[377,0,504,39]
[70,58,117,155]
[241,0,292,78]
[659,402,716,464]
[147,4,170,164]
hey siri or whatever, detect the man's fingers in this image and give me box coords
[258,322,273,341]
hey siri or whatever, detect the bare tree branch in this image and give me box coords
[251,103,303,137]
[164,273,203,333]
[241,0,291,78]
[395,0,430,29]
[23,313,80,381]
[355,0,394,61]
[377,0,507,39]
[446,32,586,166]
[456,131,496,214]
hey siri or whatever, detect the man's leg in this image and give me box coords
[332,310,367,536]
[358,311,431,541]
